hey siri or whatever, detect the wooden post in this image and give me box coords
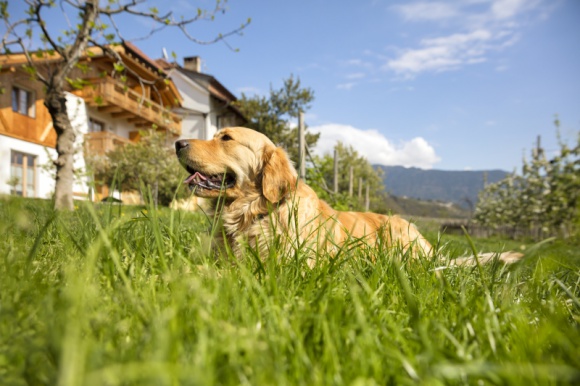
[298,112,306,180]
[532,135,543,159]
[348,166,353,197]
[333,148,339,194]
[365,183,370,211]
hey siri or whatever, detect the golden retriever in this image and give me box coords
[175,127,521,267]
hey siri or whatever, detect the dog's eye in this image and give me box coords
[221,134,233,141]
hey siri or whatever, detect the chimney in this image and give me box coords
[183,56,201,72]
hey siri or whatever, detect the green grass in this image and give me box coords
[1,196,579,385]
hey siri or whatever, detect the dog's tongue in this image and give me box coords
[184,172,207,184]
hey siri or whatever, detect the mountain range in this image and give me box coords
[374,165,509,209]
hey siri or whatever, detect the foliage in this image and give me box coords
[475,120,580,238]
[308,142,392,213]
[87,130,190,206]
[5,175,19,193]
[1,196,579,385]
[235,75,319,162]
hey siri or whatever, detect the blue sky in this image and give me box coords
[5,0,580,171]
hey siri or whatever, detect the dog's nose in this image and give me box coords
[175,140,189,153]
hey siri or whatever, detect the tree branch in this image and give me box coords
[31,1,65,58]
[52,0,97,87]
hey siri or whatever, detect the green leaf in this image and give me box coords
[113,63,125,73]
[23,65,37,78]
[75,63,90,74]
[65,77,90,90]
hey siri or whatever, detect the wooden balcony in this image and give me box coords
[85,131,131,155]
[76,77,181,135]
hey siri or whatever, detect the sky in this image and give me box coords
[4,0,580,171]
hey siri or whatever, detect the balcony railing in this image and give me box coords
[77,77,181,135]
[85,131,131,155]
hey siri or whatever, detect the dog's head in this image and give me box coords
[175,127,297,203]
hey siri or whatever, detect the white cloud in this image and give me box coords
[345,72,366,80]
[345,59,373,68]
[311,124,440,169]
[237,86,262,96]
[491,0,527,19]
[385,0,546,77]
[386,29,493,75]
[336,82,357,90]
[393,2,461,21]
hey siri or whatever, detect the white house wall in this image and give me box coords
[168,69,220,140]
[179,114,205,140]
[169,70,210,114]
[0,92,111,200]
[66,92,92,198]
[0,135,57,198]
[207,98,225,138]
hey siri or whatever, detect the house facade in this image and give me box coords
[157,56,246,141]
[0,42,183,201]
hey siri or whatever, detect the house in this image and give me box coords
[0,42,183,201]
[156,56,246,140]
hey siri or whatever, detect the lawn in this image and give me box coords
[1,196,579,385]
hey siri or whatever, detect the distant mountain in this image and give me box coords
[374,165,509,209]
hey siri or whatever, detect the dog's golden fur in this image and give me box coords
[176,127,434,265]
[176,127,524,267]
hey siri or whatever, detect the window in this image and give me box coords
[89,118,105,132]
[10,151,36,197]
[11,87,36,118]
[217,115,236,130]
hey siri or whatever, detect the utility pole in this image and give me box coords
[333,148,339,194]
[298,112,306,180]
[348,166,354,197]
[365,183,370,211]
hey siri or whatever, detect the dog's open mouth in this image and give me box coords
[183,167,236,190]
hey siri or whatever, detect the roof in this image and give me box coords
[0,42,183,107]
[122,41,165,73]
[156,59,245,121]
[180,68,238,104]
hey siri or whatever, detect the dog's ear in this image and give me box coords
[262,147,297,203]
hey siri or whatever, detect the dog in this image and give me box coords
[175,127,521,267]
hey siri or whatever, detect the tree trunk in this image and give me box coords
[42,1,97,211]
[46,90,76,211]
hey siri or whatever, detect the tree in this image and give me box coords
[475,120,580,238]
[235,75,319,162]
[309,142,390,213]
[88,129,188,206]
[1,0,249,210]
